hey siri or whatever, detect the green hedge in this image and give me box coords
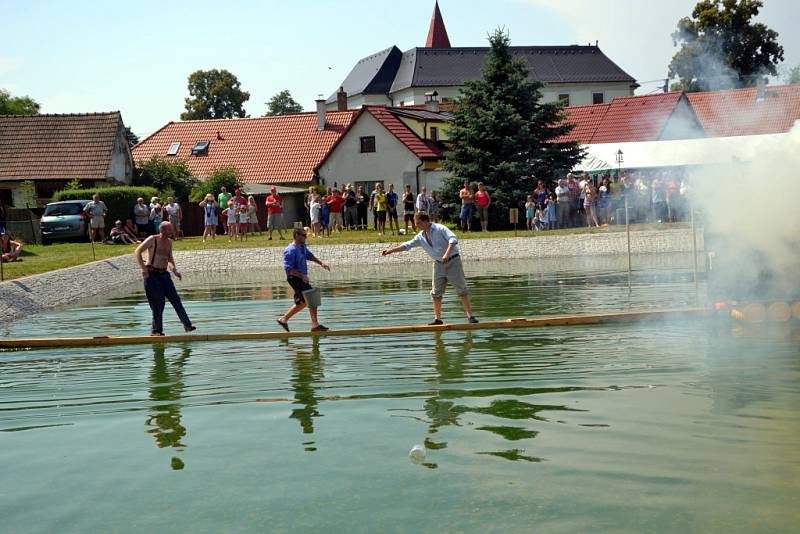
[53,186,160,228]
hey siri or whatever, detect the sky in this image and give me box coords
[1,0,798,139]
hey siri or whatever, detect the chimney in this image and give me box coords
[756,77,767,103]
[336,87,348,111]
[425,90,440,113]
[315,99,326,130]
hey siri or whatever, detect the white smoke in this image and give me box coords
[690,121,800,299]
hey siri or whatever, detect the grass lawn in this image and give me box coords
[1,222,690,282]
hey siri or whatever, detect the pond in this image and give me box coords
[1,256,798,533]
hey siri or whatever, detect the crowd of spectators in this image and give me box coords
[303,183,442,237]
[520,170,691,231]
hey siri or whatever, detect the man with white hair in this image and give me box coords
[134,221,195,336]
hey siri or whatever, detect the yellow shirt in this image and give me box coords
[375,193,387,212]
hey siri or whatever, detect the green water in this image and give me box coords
[1,257,798,533]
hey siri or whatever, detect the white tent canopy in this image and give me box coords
[573,133,792,172]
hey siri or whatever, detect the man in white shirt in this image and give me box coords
[554,179,570,229]
[83,193,108,242]
[415,186,430,213]
[381,212,478,325]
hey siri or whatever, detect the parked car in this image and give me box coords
[40,200,91,244]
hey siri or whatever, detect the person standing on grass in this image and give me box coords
[134,221,195,337]
[133,197,151,237]
[402,184,416,233]
[247,195,260,236]
[428,191,440,222]
[199,194,218,242]
[416,186,430,214]
[217,187,232,235]
[369,182,381,230]
[165,197,183,239]
[373,183,387,236]
[277,227,331,333]
[84,193,108,242]
[459,180,474,232]
[343,184,358,230]
[356,185,369,230]
[265,186,286,240]
[475,182,491,232]
[222,200,238,241]
[327,188,344,233]
[381,212,478,326]
[386,183,399,236]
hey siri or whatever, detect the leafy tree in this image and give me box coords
[181,69,250,120]
[442,28,582,225]
[125,126,139,147]
[135,155,198,200]
[189,166,243,203]
[264,90,304,116]
[668,0,784,92]
[0,89,40,115]
[783,64,800,84]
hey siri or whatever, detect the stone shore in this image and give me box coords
[0,228,702,325]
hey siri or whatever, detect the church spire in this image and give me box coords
[425,1,451,48]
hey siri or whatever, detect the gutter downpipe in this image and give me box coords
[415,159,423,195]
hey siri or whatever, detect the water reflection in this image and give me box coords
[286,337,323,452]
[145,344,190,470]
[419,331,590,464]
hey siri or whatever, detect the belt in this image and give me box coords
[147,266,168,273]
[437,253,459,264]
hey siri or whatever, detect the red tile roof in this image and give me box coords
[687,84,800,137]
[557,92,688,144]
[556,103,610,144]
[363,106,443,158]
[589,92,685,144]
[0,112,125,181]
[132,111,359,184]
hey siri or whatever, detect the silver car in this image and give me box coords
[40,200,91,244]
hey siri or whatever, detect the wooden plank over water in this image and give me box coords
[0,308,708,350]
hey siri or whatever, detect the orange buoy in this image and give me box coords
[767,302,791,322]
[742,303,766,324]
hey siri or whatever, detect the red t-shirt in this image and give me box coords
[475,191,490,207]
[266,194,283,214]
[327,194,344,213]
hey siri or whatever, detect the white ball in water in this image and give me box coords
[409,444,426,463]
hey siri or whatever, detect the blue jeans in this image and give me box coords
[144,271,192,334]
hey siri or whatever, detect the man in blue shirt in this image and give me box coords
[386,183,399,236]
[277,228,331,332]
[382,212,478,325]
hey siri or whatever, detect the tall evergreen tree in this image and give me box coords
[442,29,582,223]
[125,126,139,147]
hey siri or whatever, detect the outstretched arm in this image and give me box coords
[381,245,406,256]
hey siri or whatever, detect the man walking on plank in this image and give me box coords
[277,227,331,332]
[381,212,478,325]
[134,222,196,336]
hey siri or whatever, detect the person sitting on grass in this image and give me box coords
[110,220,137,245]
[123,219,142,242]
[1,231,23,262]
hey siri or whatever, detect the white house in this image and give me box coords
[316,105,452,193]
[327,1,637,111]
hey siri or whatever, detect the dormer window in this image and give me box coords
[167,142,181,156]
[191,140,210,156]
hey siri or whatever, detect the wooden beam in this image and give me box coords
[0,308,708,350]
